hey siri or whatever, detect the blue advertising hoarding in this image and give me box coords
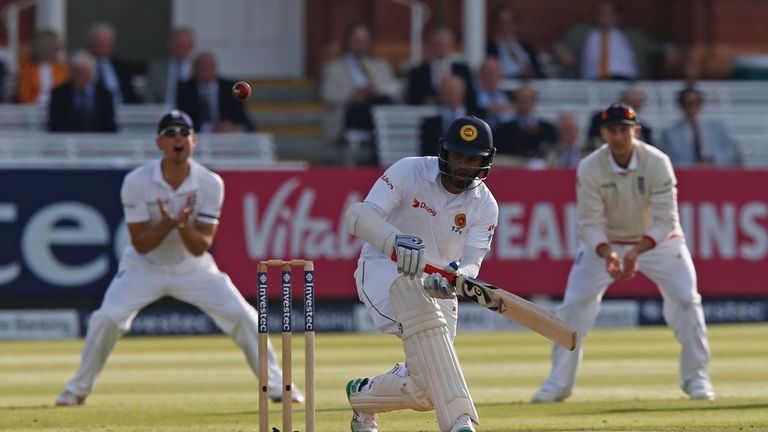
[0,169,128,300]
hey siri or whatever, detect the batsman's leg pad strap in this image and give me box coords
[390,277,479,430]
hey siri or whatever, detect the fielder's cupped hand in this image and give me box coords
[620,250,639,281]
[605,251,623,281]
[394,234,426,279]
[157,199,177,230]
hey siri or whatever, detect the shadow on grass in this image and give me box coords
[596,402,768,414]
[0,404,55,410]
[196,405,352,416]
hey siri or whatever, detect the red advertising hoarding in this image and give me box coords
[215,168,768,299]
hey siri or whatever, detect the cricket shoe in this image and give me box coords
[347,377,378,432]
[268,384,305,404]
[688,387,715,401]
[685,383,715,401]
[531,387,569,403]
[55,390,86,406]
[449,414,476,432]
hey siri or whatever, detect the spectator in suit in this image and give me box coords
[407,28,476,111]
[320,22,399,143]
[475,57,516,130]
[587,86,654,148]
[495,84,558,167]
[87,21,142,104]
[48,50,116,132]
[146,28,196,105]
[420,75,479,157]
[485,6,543,79]
[17,29,70,106]
[552,0,678,80]
[176,52,254,133]
[551,113,585,168]
[660,87,742,167]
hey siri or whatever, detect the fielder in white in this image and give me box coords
[532,103,715,403]
[345,116,499,432]
[56,110,302,406]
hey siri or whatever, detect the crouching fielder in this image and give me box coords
[55,110,302,407]
[344,116,499,432]
[532,104,714,403]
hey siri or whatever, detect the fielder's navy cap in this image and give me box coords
[157,110,194,134]
[600,103,638,127]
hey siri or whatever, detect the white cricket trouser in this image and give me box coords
[65,251,283,397]
[539,237,713,396]
[354,257,458,340]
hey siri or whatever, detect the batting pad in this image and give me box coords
[349,363,432,413]
[391,277,478,431]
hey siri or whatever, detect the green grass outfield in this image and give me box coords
[1,323,767,431]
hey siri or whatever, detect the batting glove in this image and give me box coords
[422,273,456,299]
[394,234,426,280]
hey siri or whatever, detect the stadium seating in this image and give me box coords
[372,80,768,167]
[0,131,293,170]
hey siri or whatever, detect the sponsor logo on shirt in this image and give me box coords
[379,175,395,190]
[637,176,646,195]
[412,198,437,216]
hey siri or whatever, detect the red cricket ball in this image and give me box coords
[232,81,251,101]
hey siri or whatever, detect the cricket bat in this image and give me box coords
[392,253,576,350]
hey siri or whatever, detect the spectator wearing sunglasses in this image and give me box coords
[48,50,117,132]
[56,109,302,407]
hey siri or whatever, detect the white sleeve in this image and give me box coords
[576,163,610,254]
[455,245,488,279]
[121,175,149,223]
[644,156,677,245]
[196,176,224,225]
[363,158,410,215]
[464,197,498,251]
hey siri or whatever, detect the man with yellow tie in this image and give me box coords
[552,0,678,80]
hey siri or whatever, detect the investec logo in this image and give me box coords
[412,198,437,216]
[304,272,314,332]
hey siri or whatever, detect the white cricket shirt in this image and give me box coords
[576,141,683,253]
[121,159,223,265]
[362,156,499,265]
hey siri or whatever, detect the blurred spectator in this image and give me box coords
[660,87,742,167]
[48,50,116,132]
[17,29,69,106]
[420,75,480,157]
[320,22,398,143]
[587,86,654,148]
[176,52,254,133]
[87,21,142,104]
[551,113,585,168]
[485,6,544,79]
[495,84,558,167]
[406,28,477,110]
[475,57,516,130]
[146,27,196,105]
[553,0,678,80]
